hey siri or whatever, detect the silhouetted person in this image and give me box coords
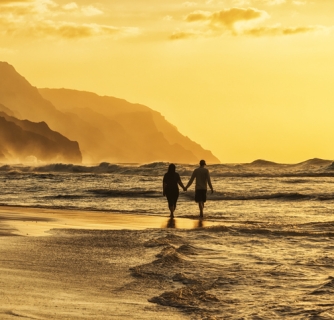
[185,159,214,218]
[163,163,186,218]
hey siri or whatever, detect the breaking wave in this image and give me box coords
[0,158,334,177]
[185,191,334,201]
[79,189,334,201]
[87,189,160,198]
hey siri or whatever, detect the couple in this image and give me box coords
[163,160,214,218]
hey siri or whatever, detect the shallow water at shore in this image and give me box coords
[1,161,334,223]
[1,220,333,319]
[1,161,334,318]
[1,205,334,319]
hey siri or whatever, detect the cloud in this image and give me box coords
[0,0,56,14]
[0,0,139,40]
[169,7,269,40]
[265,0,286,5]
[237,0,286,5]
[81,5,103,16]
[42,22,96,38]
[282,26,318,35]
[185,10,211,22]
[163,15,173,21]
[0,47,18,54]
[182,1,197,7]
[32,0,58,14]
[0,4,30,15]
[232,0,251,5]
[1,18,140,38]
[185,7,269,29]
[61,3,103,17]
[170,31,197,40]
[169,5,333,40]
[62,2,77,10]
[55,23,135,39]
[0,0,30,3]
[292,0,306,5]
[245,25,328,36]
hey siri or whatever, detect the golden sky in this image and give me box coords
[1,0,334,163]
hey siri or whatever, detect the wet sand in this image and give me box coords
[1,206,334,319]
[0,206,213,319]
[0,206,215,237]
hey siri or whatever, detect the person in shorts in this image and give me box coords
[185,160,214,218]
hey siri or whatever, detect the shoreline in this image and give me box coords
[0,205,202,319]
[0,222,191,319]
[1,205,334,318]
[0,205,216,237]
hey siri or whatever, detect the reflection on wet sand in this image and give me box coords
[194,218,204,229]
[166,218,176,228]
[0,206,218,236]
[163,217,209,229]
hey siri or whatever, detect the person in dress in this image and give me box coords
[185,160,214,218]
[163,163,186,218]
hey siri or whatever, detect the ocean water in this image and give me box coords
[1,159,334,224]
[1,159,334,318]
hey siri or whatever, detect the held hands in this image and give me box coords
[183,186,187,192]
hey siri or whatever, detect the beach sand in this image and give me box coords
[0,206,216,320]
[1,206,334,319]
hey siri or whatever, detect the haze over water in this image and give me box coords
[2,1,334,163]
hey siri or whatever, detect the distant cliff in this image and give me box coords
[0,61,220,164]
[0,112,82,163]
[39,88,220,164]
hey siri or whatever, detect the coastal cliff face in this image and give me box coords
[0,61,220,164]
[39,88,219,164]
[0,113,82,163]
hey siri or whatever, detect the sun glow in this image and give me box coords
[1,0,334,163]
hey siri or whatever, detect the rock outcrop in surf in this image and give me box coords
[0,112,82,163]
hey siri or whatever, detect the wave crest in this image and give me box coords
[1,158,334,177]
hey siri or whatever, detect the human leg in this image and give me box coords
[166,190,179,218]
[166,194,174,217]
[198,202,204,217]
[195,190,207,217]
[172,191,179,217]
[169,205,175,217]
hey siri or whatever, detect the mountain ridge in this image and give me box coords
[39,88,219,164]
[0,61,220,164]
